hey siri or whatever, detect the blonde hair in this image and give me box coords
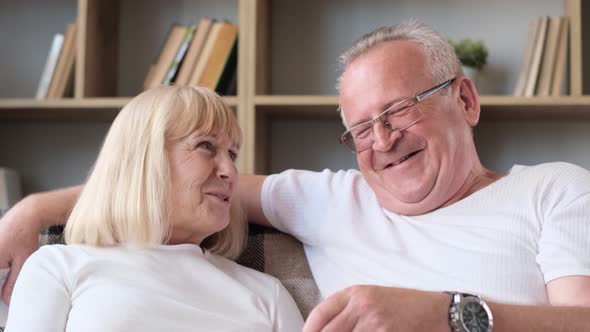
[65,86,246,259]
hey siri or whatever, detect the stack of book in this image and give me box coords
[143,18,238,95]
[513,16,569,97]
[36,22,77,99]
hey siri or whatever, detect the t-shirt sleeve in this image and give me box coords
[261,169,359,245]
[5,246,71,332]
[271,280,304,332]
[537,163,590,283]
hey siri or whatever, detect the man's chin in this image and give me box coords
[370,180,439,214]
[380,197,442,216]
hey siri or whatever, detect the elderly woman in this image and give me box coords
[4,86,303,331]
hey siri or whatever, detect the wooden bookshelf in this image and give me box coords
[2,0,590,180]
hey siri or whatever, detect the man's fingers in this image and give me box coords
[303,291,349,332]
[318,306,359,332]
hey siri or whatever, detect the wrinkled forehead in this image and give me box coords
[339,42,431,121]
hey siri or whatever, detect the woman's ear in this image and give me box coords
[456,76,481,127]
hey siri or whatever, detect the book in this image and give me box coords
[189,22,238,91]
[162,24,197,85]
[35,34,64,99]
[143,24,188,90]
[175,18,215,86]
[537,16,562,96]
[47,23,77,98]
[551,17,570,96]
[513,19,540,96]
[143,64,156,90]
[188,22,223,87]
[213,40,238,95]
[524,16,549,97]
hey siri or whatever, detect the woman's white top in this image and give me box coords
[5,243,303,332]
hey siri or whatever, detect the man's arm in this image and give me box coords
[303,277,590,332]
[237,175,271,227]
[0,185,81,304]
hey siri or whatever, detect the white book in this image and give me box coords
[35,34,64,99]
[0,167,22,210]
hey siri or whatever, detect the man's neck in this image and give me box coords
[441,164,506,209]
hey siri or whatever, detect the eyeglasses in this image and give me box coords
[338,78,455,153]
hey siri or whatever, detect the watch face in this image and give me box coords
[461,300,490,332]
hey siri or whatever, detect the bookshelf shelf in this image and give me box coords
[0,97,238,121]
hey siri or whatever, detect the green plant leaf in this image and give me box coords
[449,38,488,70]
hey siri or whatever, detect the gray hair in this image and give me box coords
[337,20,462,127]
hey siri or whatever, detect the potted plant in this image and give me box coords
[449,38,488,84]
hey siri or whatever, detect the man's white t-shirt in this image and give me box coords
[5,244,303,332]
[262,162,590,304]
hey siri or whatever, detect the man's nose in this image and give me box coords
[371,120,402,152]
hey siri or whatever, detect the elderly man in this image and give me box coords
[1,21,590,331]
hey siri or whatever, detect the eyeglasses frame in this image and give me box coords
[338,78,456,153]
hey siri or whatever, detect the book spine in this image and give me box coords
[163,25,197,85]
[35,34,64,99]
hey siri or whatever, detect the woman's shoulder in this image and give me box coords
[205,252,282,290]
[29,244,105,271]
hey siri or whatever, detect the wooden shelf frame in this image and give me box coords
[2,0,590,174]
[0,97,238,121]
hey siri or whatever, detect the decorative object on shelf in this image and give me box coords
[449,38,488,85]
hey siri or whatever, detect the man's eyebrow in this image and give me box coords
[347,96,408,129]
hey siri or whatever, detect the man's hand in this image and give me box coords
[0,196,42,304]
[303,285,451,332]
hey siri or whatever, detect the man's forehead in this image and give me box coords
[339,44,429,121]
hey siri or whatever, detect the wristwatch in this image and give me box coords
[447,292,493,332]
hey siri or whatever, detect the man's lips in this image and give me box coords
[384,150,422,169]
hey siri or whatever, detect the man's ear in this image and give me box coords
[456,76,481,127]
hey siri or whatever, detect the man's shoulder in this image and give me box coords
[512,162,590,180]
[269,168,365,187]
[511,162,590,198]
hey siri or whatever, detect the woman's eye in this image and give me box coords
[229,150,238,162]
[196,141,214,151]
